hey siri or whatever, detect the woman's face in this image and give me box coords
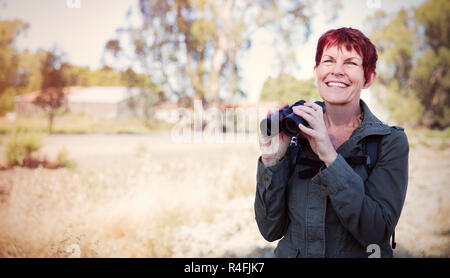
[314,45,375,106]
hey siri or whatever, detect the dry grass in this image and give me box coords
[0,133,259,257]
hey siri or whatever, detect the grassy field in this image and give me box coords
[0,123,448,257]
[0,133,260,257]
[0,113,173,135]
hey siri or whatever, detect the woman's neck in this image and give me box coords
[324,100,362,131]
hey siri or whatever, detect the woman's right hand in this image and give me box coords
[259,104,291,167]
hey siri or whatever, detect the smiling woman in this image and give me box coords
[255,27,410,258]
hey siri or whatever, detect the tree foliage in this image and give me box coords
[33,50,69,134]
[64,65,152,87]
[260,74,319,104]
[0,20,29,115]
[105,0,328,107]
[369,0,450,128]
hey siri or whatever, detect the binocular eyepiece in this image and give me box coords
[260,100,326,137]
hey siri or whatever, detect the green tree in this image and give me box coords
[368,0,450,128]
[63,65,153,87]
[64,65,92,86]
[120,67,165,128]
[411,0,450,128]
[104,0,334,109]
[0,20,29,115]
[33,50,69,134]
[89,66,124,86]
[260,74,319,104]
[16,49,47,95]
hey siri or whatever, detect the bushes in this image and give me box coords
[3,131,76,169]
[56,147,76,170]
[5,131,43,166]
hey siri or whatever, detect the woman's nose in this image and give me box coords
[331,62,345,76]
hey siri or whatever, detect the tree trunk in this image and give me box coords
[210,0,234,108]
[48,111,54,134]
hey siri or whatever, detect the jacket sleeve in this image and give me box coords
[317,129,409,247]
[254,152,292,242]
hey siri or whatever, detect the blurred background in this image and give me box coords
[0,0,448,257]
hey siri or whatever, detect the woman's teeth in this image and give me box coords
[327,82,349,88]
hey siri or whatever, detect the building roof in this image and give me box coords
[67,86,140,103]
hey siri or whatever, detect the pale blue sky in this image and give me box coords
[2,0,425,102]
[1,0,135,68]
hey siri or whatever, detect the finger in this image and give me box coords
[294,105,324,130]
[267,103,289,117]
[292,107,320,131]
[260,138,273,153]
[292,107,316,125]
[264,135,281,155]
[298,123,320,138]
[279,103,289,111]
[259,133,272,145]
[259,132,272,144]
[304,102,324,113]
[293,104,316,115]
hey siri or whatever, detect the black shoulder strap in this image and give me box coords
[363,135,382,175]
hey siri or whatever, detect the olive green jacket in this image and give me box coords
[254,100,409,258]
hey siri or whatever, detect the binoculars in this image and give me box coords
[260,100,326,137]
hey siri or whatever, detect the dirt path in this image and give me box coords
[393,145,450,257]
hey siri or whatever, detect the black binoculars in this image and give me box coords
[260,100,326,137]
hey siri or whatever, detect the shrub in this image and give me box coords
[6,131,43,166]
[56,147,76,170]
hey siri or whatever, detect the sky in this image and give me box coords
[1,0,425,102]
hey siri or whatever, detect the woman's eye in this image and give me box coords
[346,61,358,66]
[323,60,333,63]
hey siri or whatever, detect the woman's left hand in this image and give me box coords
[292,102,337,167]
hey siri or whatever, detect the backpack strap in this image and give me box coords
[363,135,382,175]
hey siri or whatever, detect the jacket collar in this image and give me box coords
[350,99,392,143]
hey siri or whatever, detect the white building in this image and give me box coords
[14,86,142,119]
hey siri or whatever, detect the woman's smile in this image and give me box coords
[325,80,350,88]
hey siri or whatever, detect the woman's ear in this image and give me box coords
[363,71,376,89]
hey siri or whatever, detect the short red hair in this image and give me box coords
[315,27,378,84]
